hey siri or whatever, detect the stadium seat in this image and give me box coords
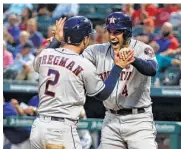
[154,27,161,36]
[162,66,181,86]
[132,26,143,36]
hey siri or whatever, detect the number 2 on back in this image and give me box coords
[45,69,60,97]
[122,84,128,97]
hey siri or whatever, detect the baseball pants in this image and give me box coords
[30,116,82,149]
[101,107,157,149]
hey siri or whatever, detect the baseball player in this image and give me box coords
[30,16,134,149]
[49,12,158,149]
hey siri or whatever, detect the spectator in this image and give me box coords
[4,4,33,16]
[155,22,179,55]
[155,4,178,27]
[27,18,44,48]
[4,42,35,80]
[47,25,56,39]
[35,25,55,55]
[52,4,79,22]
[134,18,156,44]
[132,4,158,26]
[13,31,34,58]
[10,98,25,115]
[3,26,14,44]
[46,4,57,17]
[19,7,33,31]
[150,41,181,86]
[150,41,181,73]
[3,97,31,149]
[16,61,39,81]
[122,4,135,17]
[3,40,13,71]
[7,14,21,44]
[95,25,109,44]
[36,4,51,38]
[19,95,39,116]
[3,26,16,54]
[169,4,181,28]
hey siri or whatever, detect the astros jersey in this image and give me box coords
[82,39,157,110]
[33,48,105,120]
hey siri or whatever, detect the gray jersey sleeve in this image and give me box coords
[82,60,105,97]
[33,53,41,72]
[139,44,157,62]
[82,45,97,66]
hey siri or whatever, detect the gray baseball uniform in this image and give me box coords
[30,47,105,149]
[82,39,158,149]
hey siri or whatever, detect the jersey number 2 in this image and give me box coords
[122,84,128,97]
[45,69,60,97]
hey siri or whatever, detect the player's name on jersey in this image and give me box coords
[99,71,132,81]
[38,55,84,76]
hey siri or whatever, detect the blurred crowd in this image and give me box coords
[3,4,181,86]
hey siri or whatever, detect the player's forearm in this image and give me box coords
[47,38,61,49]
[93,65,122,101]
[132,57,157,76]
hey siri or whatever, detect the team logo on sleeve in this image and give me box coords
[144,47,154,57]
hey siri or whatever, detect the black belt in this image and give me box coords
[109,108,145,115]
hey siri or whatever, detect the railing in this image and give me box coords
[3,80,181,97]
[3,116,181,149]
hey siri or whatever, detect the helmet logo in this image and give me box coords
[109,17,116,24]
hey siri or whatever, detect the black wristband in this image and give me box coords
[47,38,61,49]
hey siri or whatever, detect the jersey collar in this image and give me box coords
[56,48,79,56]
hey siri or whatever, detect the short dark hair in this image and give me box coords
[22,42,33,49]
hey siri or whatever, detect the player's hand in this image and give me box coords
[119,48,135,61]
[54,17,66,42]
[24,106,34,115]
[114,49,135,69]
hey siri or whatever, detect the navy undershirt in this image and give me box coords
[132,57,157,76]
[92,65,122,101]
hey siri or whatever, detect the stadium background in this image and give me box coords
[3,3,181,149]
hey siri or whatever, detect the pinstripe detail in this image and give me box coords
[71,126,76,149]
[133,40,137,48]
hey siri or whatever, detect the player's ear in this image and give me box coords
[80,36,90,49]
[84,36,90,46]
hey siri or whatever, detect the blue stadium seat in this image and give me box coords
[154,27,161,36]
[132,26,143,36]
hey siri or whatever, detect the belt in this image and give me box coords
[109,108,145,115]
[38,115,65,122]
[37,115,78,123]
